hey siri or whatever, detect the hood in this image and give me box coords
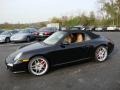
[12,33,30,38]
[19,42,49,52]
[0,34,10,38]
[6,42,51,63]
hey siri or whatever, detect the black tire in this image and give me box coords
[94,46,108,62]
[26,37,30,42]
[5,38,10,43]
[28,56,49,76]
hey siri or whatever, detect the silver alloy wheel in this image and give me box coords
[29,57,48,76]
[95,46,108,62]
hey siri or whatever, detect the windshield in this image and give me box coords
[1,31,11,35]
[19,30,29,33]
[43,31,66,45]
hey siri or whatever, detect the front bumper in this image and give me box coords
[5,59,29,72]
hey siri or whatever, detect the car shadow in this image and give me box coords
[7,59,93,78]
[49,59,93,74]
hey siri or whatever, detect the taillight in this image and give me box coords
[34,32,39,35]
[44,32,51,35]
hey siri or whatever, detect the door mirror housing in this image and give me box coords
[63,41,70,45]
[60,41,70,47]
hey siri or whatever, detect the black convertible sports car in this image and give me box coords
[5,30,114,76]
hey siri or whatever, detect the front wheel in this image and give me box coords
[28,56,49,76]
[95,46,108,62]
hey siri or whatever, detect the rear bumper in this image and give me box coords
[108,43,114,54]
[11,39,26,42]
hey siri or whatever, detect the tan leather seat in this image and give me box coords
[76,34,83,43]
[64,35,72,44]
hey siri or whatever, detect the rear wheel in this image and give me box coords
[5,38,10,43]
[95,46,108,62]
[28,56,49,76]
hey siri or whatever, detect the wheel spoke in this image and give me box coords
[31,65,36,68]
[32,67,36,70]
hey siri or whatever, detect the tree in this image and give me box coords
[99,0,120,26]
[89,11,96,26]
[80,13,89,26]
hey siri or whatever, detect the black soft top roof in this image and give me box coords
[62,30,100,39]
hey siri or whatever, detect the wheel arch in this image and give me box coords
[92,44,108,57]
[29,54,51,67]
[96,43,114,55]
[95,44,108,49]
[6,37,10,39]
[26,35,31,39]
[5,37,10,42]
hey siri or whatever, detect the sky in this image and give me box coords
[0,0,97,24]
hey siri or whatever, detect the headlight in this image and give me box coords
[14,53,22,61]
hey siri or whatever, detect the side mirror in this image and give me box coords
[60,41,70,47]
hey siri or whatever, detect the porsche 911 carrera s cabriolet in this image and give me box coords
[5,30,114,76]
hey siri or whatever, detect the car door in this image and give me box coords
[50,42,91,65]
[48,33,92,65]
[29,29,36,39]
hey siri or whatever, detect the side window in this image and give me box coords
[85,34,91,41]
[76,33,84,43]
[29,29,36,33]
[29,29,33,33]
[63,33,84,44]
[64,34,73,44]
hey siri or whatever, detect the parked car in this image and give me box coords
[10,28,38,42]
[6,30,114,76]
[0,30,4,34]
[37,27,59,40]
[107,26,118,31]
[95,27,103,31]
[0,30,19,43]
[70,25,85,30]
[118,27,120,30]
[84,26,96,31]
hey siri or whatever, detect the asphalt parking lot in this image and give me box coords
[0,32,120,90]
